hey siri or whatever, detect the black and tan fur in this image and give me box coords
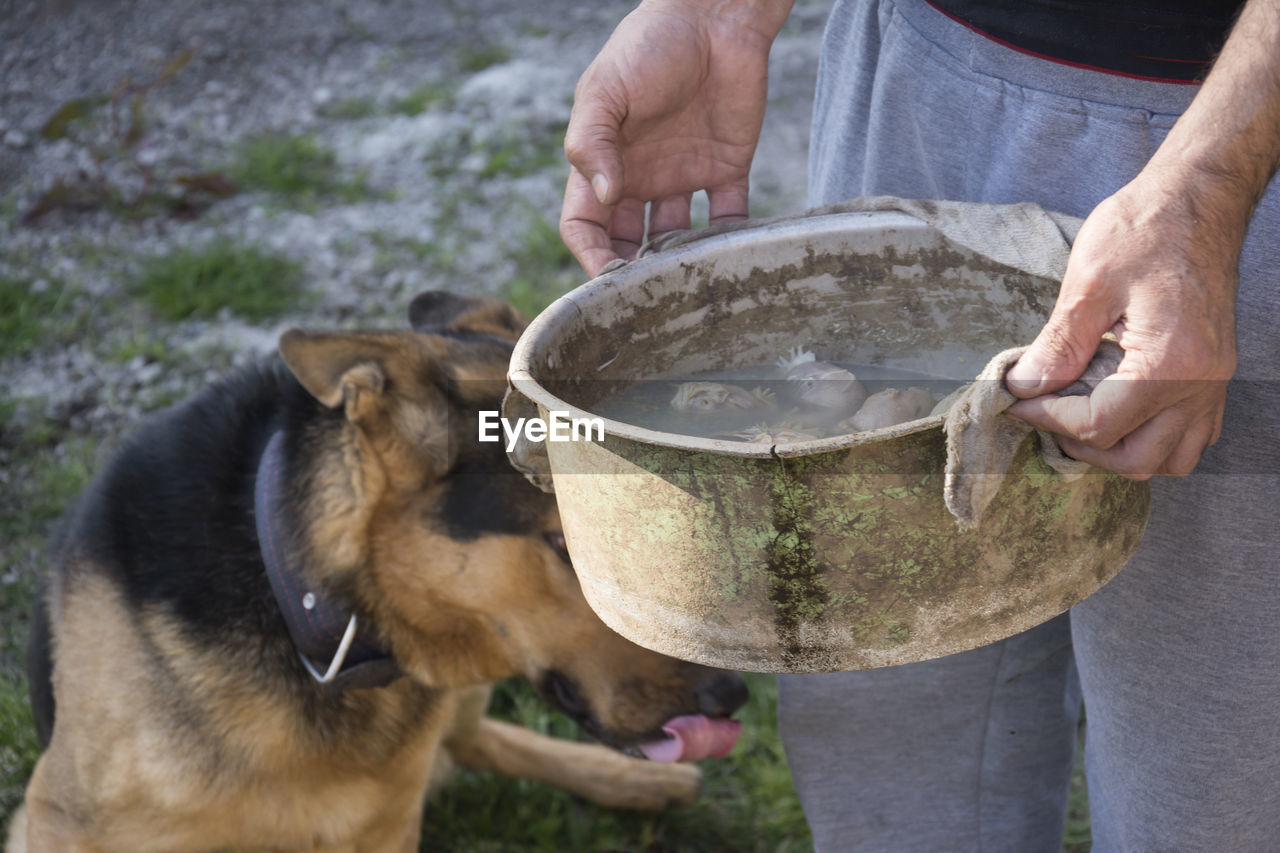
[6,292,747,852]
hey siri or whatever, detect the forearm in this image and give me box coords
[1146,0,1280,231]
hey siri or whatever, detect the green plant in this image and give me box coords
[318,96,380,120]
[458,44,512,73]
[133,239,307,322]
[0,420,103,835]
[0,279,68,359]
[0,675,39,839]
[230,132,372,207]
[501,215,581,320]
[106,332,172,365]
[393,83,453,116]
[477,127,566,180]
[1062,721,1091,851]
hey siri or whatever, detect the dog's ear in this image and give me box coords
[408,291,528,341]
[278,328,455,481]
[278,329,401,413]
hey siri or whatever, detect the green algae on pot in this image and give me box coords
[506,209,1150,673]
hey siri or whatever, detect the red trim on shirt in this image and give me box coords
[923,1,1204,86]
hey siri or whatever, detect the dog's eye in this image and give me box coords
[544,531,571,564]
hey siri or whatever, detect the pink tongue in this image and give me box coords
[639,714,742,763]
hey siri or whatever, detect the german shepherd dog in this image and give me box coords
[7,292,748,852]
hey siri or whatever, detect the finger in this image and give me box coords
[609,197,648,260]
[1156,418,1217,477]
[707,181,750,225]
[649,193,693,240]
[1007,371,1186,451]
[1006,268,1120,399]
[1053,403,1199,480]
[560,168,621,277]
[563,92,625,206]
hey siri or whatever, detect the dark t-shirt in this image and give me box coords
[924,0,1245,81]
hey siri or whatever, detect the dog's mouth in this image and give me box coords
[636,714,742,763]
[538,670,742,762]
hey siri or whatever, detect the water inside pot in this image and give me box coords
[591,358,964,444]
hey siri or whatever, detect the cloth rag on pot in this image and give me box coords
[942,339,1124,530]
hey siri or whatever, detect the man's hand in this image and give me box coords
[560,0,793,277]
[1005,173,1238,479]
[1006,0,1280,480]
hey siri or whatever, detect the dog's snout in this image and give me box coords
[696,671,749,717]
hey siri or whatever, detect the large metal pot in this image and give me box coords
[506,210,1149,673]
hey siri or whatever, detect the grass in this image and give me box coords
[1063,723,1092,852]
[132,238,307,322]
[0,278,88,360]
[106,331,173,365]
[0,677,38,836]
[230,131,373,207]
[477,125,567,180]
[315,84,454,120]
[393,82,453,116]
[501,214,581,320]
[420,673,810,852]
[318,96,380,120]
[0,405,101,836]
[459,44,512,73]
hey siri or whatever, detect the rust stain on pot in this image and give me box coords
[765,452,832,669]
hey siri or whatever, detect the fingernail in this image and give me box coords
[591,173,609,204]
[1006,355,1046,395]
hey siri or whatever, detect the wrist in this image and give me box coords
[639,0,794,42]
[1138,155,1259,238]
[1145,0,1280,221]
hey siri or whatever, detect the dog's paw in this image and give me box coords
[609,757,703,811]
[4,803,29,853]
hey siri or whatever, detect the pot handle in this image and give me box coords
[603,203,872,271]
[501,381,555,493]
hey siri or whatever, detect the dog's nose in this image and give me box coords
[696,670,750,717]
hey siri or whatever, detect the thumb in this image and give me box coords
[1007,309,1115,398]
[564,106,626,206]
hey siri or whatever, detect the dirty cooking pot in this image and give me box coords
[505,207,1149,674]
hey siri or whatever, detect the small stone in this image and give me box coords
[4,128,29,148]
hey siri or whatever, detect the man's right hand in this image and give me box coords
[560,0,794,277]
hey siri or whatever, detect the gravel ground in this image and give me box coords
[1,0,827,442]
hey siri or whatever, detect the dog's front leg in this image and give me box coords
[445,717,702,811]
[8,784,101,853]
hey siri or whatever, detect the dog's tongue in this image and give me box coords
[639,715,742,763]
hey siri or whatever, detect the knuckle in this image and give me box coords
[1074,421,1117,450]
[562,132,589,164]
[1036,321,1098,372]
[1110,454,1157,480]
[1162,457,1199,478]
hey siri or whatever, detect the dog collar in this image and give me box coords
[255,430,403,692]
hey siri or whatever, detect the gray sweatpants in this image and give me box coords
[778,1,1280,850]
